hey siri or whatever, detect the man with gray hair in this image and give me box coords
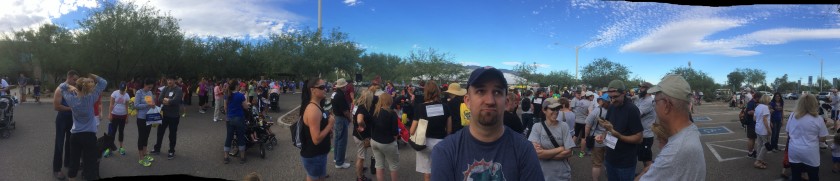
[637,74,705,181]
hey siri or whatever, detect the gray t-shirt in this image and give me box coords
[635,96,656,138]
[528,121,576,181]
[639,124,706,181]
[556,111,576,136]
[573,99,591,124]
[585,106,608,147]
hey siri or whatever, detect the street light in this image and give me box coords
[808,53,824,91]
[575,39,601,81]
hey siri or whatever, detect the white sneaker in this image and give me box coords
[335,163,351,169]
[199,110,206,114]
[821,142,829,149]
[213,118,219,122]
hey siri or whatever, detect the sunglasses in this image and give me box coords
[312,85,326,90]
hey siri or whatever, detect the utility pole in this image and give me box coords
[575,39,601,81]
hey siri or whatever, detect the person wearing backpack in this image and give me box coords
[521,90,534,136]
[299,78,335,181]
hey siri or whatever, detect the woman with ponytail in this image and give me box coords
[299,78,334,181]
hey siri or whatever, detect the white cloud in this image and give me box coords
[620,18,840,57]
[502,62,522,66]
[0,0,99,32]
[459,62,480,66]
[534,64,550,68]
[343,0,361,6]
[119,0,302,38]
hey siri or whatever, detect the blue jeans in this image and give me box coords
[53,114,73,172]
[333,115,349,165]
[224,116,247,152]
[769,118,782,150]
[302,154,328,179]
[605,161,636,181]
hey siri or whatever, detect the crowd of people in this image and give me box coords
[47,69,302,180]
[297,67,709,181]
[737,87,840,180]
[38,66,840,181]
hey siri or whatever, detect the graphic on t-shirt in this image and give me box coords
[462,159,505,181]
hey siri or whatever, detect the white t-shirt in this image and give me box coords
[786,113,830,167]
[110,90,130,116]
[753,104,770,135]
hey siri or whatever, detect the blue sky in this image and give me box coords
[3,0,840,86]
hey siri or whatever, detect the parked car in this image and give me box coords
[784,93,800,100]
[818,92,830,101]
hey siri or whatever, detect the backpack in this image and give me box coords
[290,117,302,149]
[521,98,532,112]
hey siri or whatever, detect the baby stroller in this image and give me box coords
[229,98,278,159]
[269,92,279,112]
[0,95,17,139]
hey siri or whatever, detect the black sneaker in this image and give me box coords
[357,176,372,181]
[150,149,161,155]
[167,152,175,160]
[748,151,757,158]
[223,157,230,164]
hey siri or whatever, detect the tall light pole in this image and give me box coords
[809,53,824,91]
[575,39,601,81]
[318,0,322,33]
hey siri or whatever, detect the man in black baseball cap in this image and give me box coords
[431,66,544,180]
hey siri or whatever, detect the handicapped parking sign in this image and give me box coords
[698,126,732,135]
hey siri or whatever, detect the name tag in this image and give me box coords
[426,104,444,117]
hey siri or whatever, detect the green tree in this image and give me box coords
[405,48,465,83]
[76,1,183,82]
[580,58,631,88]
[726,70,745,90]
[667,67,717,102]
[358,53,405,82]
[740,68,766,88]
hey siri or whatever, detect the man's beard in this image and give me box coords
[475,110,501,127]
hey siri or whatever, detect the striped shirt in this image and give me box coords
[61,76,107,134]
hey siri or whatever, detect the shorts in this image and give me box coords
[301,154,328,179]
[746,124,757,139]
[833,157,840,163]
[637,137,654,162]
[415,138,442,174]
[574,123,586,138]
[353,137,369,159]
[591,146,606,167]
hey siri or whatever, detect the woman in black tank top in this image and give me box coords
[299,78,335,181]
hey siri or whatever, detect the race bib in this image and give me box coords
[426,104,444,117]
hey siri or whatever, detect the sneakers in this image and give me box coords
[145,155,155,162]
[199,110,206,114]
[357,176,372,181]
[335,163,351,169]
[213,118,220,122]
[748,150,757,158]
[181,113,186,118]
[223,157,230,164]
[578,151,585,158]
[119,147,126,155]
[139,159,151,167]
[102,148,112,158]
[820,142,829,149]
[240,156,247,164]
[167,152,175,160]
[150,149,161,155]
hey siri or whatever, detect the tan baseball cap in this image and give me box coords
[648,74,692,102]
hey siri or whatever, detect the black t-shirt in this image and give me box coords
[447,96,465,133]
[503,111,524,134]
[372,108,399,144]
[415,101,450,139]
[745,99,757,125]
[352,106,373,139]
[532,96,545,120]
[605,101,644,168]
[331,89,349,117]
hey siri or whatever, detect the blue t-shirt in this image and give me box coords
[431,127,545,181]
[227,92,246,118]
